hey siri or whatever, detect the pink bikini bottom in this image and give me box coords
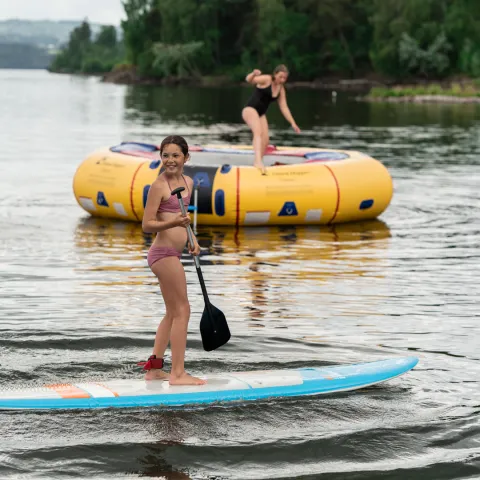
[147,246,182,268]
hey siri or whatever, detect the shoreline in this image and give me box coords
[361,94,480,104]
[358,80,480,104]
[99,66,389,91]
[50,67,480,103]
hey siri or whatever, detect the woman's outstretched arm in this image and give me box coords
[277,88,301,133]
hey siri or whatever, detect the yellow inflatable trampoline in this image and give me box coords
[73,142,393,226]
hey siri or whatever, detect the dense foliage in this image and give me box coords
[51,0,480,80]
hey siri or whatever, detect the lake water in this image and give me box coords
[0,69,479,479]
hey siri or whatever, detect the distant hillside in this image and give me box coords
[0,19,120,69]
[0,43,53,69]
[0,19,113,48]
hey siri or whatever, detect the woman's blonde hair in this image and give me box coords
[272,64,289,78]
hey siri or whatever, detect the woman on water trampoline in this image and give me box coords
[242,64,301,175]
[140,135,206,386]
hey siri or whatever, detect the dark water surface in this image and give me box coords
[0,70,479,479]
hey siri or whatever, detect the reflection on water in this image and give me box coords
[72,217,393,334]
[124,84,480,130]
[73,216,391,279]
[365,99,480,127]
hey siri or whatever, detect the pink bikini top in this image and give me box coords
[157,175,191,213]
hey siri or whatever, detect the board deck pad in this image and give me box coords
[0,357,418,410]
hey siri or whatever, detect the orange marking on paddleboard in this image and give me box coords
[46,384,90,399]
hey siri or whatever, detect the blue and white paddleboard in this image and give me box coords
[0,357,418,410]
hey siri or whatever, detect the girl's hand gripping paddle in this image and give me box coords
[171,186,231,351]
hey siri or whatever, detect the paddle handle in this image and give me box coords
[171,187,200,269]
[172,187,212,307]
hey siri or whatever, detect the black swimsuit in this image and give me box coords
[245,84,279,117]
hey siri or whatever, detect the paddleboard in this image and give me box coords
[0,357,418,410]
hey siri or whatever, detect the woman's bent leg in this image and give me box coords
[242,107,266,174]
[259,115,270,156]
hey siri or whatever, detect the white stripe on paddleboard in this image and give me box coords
[75,383,117,398]
[232,371,303,388]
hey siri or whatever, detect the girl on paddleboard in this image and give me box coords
[140,135,206,386]
[242,64,301,175]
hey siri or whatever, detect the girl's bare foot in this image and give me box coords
[144,369,169,381]
[169,371,207,386]
[253,161,267,175]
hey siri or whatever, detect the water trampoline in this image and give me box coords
[73,142,393,226]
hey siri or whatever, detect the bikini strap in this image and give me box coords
[163,174,188,196]
[164,175,172,194]
[182,174,190,195]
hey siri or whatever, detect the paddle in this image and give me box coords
[171,186,231,351]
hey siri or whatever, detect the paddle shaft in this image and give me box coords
[174,190,212,309]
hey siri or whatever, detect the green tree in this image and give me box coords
[121,0,161,65]
[369,0,452,77]
[444,0,480,76]
[151,41,203,77]
[95,26,117,49]
[50,20,122,74]
[292,0,373,77]
[399,31,452,77]
[50,20,91,71]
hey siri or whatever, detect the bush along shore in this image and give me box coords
[362,80,480,103]
[100,64,390,91]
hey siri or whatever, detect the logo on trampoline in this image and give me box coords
[97,191,109,207]
[278,202,298,216]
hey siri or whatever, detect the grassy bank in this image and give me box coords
[364,80,480,103]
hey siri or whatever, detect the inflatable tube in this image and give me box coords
[73,142,393,226]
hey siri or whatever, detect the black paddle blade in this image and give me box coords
[200,303,231,352]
